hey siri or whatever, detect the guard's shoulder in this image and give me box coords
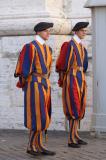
[61,42,69,49]
[60,41,69,54]
[21,43,31,50]
[25,42,37,51]
[20,43,35,56]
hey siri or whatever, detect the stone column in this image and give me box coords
[85,0,106,134]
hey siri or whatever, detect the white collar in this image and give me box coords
[73,34,82,44]
[35,35,45,45]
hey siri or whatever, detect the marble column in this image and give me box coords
[85,0,106,134]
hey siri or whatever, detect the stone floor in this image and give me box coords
[0,130,106,160]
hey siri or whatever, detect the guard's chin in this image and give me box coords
[45,37,49,40]
[81,36,85,39]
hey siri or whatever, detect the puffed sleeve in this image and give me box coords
[14,43,35,79]
[56,42,69,72]
[14,43,35,88]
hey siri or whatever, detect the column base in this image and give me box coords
[91,113,106,132]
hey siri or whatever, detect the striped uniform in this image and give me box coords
[15,40,52,151]
[56,38,88,144]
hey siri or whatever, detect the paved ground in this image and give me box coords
[0,130,106,160]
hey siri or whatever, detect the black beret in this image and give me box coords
[72,22,89,31]
[34,22,54,32]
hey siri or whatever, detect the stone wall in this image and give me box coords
[0,0,92,131]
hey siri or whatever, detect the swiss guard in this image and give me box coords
[14,22,56,155]
[56,22,89,148]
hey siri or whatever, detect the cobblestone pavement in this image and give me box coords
[0,130,106,160]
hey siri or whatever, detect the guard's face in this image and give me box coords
[37,29,51,40]
[76,28,87,39]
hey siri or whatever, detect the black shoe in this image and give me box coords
[26,149,39,156]
[41,149,56,156]
[68,143,81,148]
[77,139,88,145]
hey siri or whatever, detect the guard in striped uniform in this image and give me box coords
[56,22,89,148]
[14,22,56,155]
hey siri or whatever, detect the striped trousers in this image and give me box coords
[27,130,47,152]
[68,119,81,144]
